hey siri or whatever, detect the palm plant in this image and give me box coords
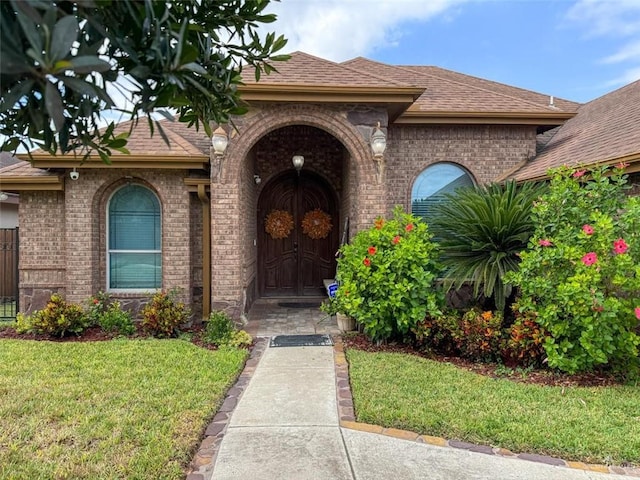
[429,180,546,314]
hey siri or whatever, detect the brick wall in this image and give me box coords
[21,169,193,315]
[19,191,66,313]
[385,125,537,213]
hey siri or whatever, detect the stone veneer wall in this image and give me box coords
[385,125,538,213]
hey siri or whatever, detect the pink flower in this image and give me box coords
[573,169,587,178]
[613,238,628,254]
[616,161,629,170]
[635,307,640,320]
[538,239,553,247]
[363,257,371,267]
[582,224,594,235]
[581,252,598,266]
[368,246,377,255]
[405,223,414,232]
[392,235,401,245]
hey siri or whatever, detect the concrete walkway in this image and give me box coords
[190,341,632,480]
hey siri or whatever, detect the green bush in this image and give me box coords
[86,291,111,326]
[507,165,640,373]
[335,206,442,342]
[141,290,190,338]
[429,180,546,314]
[98,301,135,336]
[16,293,90,337]
[203,311,235,346]
[86,292,135,336]
[202,311,252,348]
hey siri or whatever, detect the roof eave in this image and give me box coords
[20,154,209,170]
[239,83,424,121]
[394,110,576,125]
[0,175,64,191]
[511,152,640,182]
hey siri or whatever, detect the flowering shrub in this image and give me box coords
[335,206,442,342]
[507,165,640,373]
[202,310,253,348]
[141,290,190,337]
[16,293,89,337]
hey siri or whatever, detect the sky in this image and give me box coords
[265,0,640,103]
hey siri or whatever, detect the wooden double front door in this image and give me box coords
[258,171,338,297]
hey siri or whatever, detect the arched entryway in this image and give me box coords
[257,170,339,297]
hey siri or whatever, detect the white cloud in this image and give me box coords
[566,0,640,37]
[566,0,640,87]
[266,0,469,61]
[602,40,640,64]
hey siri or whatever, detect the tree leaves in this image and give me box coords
[1,0,289,159]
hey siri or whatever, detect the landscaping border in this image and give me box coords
[333,336,640,478]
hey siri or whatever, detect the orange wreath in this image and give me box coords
[301,209,332,240]
[265,209,294,239]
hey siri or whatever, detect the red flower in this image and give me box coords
[616,161,629,170]
[405,223,414,232]
[363,257,371,267]
[635,307,640,320]
[93,299,100,305]
[581,252,598,266]
[573,169,586,178]
[613,238,628,254]
[538,239,553,247]
[374,218,384,230]
[368,246,377,255]
[582,224,594,235]
[392,235,401,245]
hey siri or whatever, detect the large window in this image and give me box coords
[411,163,474,222]
[108,185,161,290]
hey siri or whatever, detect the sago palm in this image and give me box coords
[429,180,546,313]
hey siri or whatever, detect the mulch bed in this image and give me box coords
[0,324,239,352]
[342,333,626,388]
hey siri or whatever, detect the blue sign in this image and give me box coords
[327,282,338,298]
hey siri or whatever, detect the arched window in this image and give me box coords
[411,163,474,222]
[107,184,161,290]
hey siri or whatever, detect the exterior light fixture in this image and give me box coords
[370,122,386,183]
[210,126,229,182]
[370,122,386,158]
[0,192,8,201]
[292,155,304,174]
[211,126,229,156]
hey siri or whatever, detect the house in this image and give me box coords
[0,152,20,229]
[1,51,635,320]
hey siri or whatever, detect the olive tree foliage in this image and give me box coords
[0,0,288,162]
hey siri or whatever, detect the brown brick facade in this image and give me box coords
[17,106,541,319]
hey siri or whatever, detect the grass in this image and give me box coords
[0,339,248,479]
[346,349,640,467]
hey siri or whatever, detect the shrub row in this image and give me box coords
[14,290,253,348]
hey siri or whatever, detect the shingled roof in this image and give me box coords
[343,57,578,122]
[512,79,640,180]
[23,118,210,169]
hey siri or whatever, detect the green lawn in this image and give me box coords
[0,339,248,479]
[347,349,640,466]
